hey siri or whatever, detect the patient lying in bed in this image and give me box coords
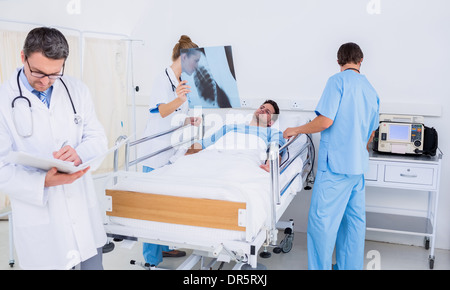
[186,100,286,172]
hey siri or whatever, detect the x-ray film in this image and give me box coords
[181,46,240,108]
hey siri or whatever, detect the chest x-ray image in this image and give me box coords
[181,45,241,108]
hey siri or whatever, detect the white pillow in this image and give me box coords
[273,111,309,132]
[201,109,310,164]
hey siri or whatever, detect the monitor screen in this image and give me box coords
[388,124,410,141]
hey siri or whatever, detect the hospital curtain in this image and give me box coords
[82,38,129,173]
[0,30,31,211]
[0,30,27,84]
[64,35,82,79]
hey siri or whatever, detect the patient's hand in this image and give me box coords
[186,142,203,155]
[259,162,270,172]
[184,116,202,127]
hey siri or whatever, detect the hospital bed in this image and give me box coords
[102,113,315,269]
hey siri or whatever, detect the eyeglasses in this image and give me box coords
[259,105,274,116]
[26,58,65,80]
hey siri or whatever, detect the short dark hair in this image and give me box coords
[263,99,280,122]
[23,27,69,60]
[337,42,363,66]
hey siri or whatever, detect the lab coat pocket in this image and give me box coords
[317,140,329,172]
[12,201,50,227]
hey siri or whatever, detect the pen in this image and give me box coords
[60,140,68,149]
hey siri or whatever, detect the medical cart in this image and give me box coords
[365,149,443,269]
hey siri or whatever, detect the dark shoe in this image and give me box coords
[162,250,186,258]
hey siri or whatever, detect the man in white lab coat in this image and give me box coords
[0,27,108,269]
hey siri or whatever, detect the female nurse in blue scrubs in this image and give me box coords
[139,35,201,267]
[284,43,380,270]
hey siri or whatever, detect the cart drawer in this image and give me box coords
[384,165,434,185]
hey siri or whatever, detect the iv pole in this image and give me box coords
[122,38,145,170]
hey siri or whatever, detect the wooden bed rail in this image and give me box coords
[106,189,247,232]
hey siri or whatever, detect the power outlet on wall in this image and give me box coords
[241,100,248,107]
[292,101,301,110]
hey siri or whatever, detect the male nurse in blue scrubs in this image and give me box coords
[284,43,380,270]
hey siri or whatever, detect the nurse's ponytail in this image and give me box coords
[172,35,199,61]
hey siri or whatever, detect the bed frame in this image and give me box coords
[103,118,314,269]
[106,189,246,232]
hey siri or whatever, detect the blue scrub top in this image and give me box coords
[315,70,379,175]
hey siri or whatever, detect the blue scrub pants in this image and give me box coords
[142,166,170,266]
[307,164,366,270]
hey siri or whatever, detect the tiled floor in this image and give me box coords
[1,220,449,270]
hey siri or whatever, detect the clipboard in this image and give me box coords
[5,151,91,173]
[4,137,130,174]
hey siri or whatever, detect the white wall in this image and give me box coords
[0,0,150,35]
[130,0,450,250]
[1,0,448,250]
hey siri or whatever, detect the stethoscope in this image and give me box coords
[165,68,177,92]
[165,68,184,112]
[345,67,360,73]
[12,69,82,138]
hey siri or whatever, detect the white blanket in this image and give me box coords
[109,133,306,241]
[112,149,271,238]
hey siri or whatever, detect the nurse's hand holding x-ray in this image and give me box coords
[176,80,190,102]
[158,79,201,126]
[158,80,190,117]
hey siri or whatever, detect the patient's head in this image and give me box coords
[253,99,280,127]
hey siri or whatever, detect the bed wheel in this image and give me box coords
[428,254,435,270]
[130,260,153,270]
[259,250,272,259]
[102,242,115,253]
[282,233,294,253]
[240,263,267,270]
[275,231,294,254]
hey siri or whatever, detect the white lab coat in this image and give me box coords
[138,67,189,169]
[0,68,108,270]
